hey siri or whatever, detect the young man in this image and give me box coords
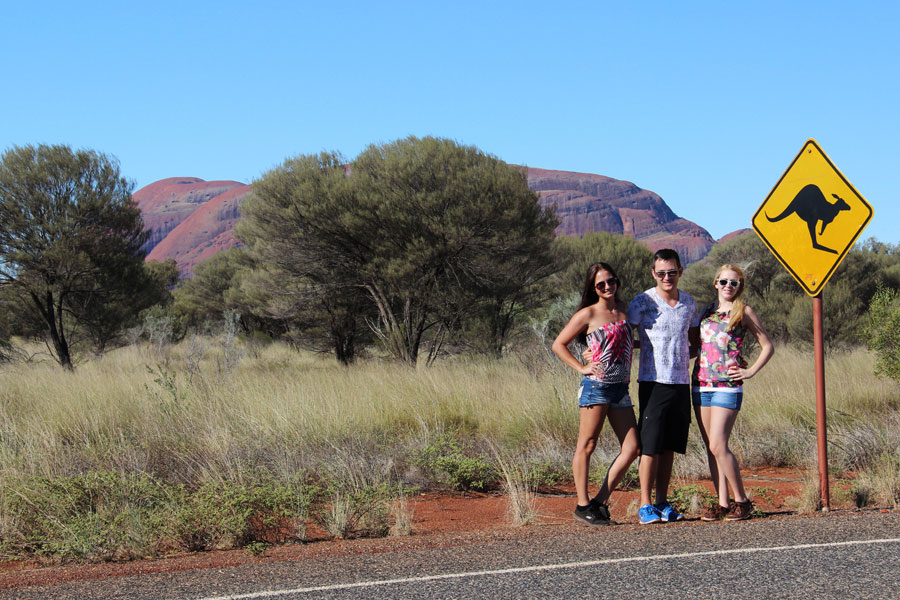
[627,249,699,524]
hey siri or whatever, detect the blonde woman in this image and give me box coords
[692,264,774,521]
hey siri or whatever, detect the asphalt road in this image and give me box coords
[3,511,898,600]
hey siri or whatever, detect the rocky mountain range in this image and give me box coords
[135,168,718,277]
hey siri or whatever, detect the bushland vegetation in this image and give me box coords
[2,137,900,561]
[1,338,899,561]
[0,144,178,368]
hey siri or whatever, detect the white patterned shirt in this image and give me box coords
[627,288,699,385]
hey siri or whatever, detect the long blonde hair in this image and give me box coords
[715,264,746,331]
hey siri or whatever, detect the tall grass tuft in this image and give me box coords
[489,443,539,526]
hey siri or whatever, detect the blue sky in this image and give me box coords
[2,1,897,242]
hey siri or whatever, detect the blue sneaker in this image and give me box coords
[655,502,684,522]
[639,504,662,524]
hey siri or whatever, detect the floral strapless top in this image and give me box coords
[692,305,747,388]
[585,320,633,383]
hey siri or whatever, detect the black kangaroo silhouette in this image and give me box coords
[765,184,851,254]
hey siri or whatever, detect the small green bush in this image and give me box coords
[0,471,321,561]
[0,471,174,561]
[669,484,716,515]
[416,433,496,492]
[173,476,319,551]
[314,482,396,539]
[865,286,900,383]
[527,461,569,489]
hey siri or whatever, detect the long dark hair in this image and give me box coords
[575,262,620,345]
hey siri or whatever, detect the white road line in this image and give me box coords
[191,537,900,600]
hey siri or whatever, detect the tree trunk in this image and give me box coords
[30,289,73,370]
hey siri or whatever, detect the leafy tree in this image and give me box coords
[234,155,374,364]
[522,233,654,351]
[78,258,180,354]
[551,232,655,303]
[0,144,149,368]
[173,244,354,358]
[350,137,558,363]
[174,247,251,326]
[241,137,558,365]
[0,298,11,362]
[832,238,900,305]
[865,286,900,382]
[785,279,864,348]
[234,264,372,363]
[443,175,559,359]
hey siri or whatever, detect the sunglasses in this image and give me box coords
[595,277,619,290]
[654,270,680,280]
[718,279,741,288]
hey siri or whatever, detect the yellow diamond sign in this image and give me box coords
[752,139,873,296]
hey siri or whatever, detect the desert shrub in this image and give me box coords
[0,471,320,560]
[140,304,176,354]
[0,337,13,363]
[0,471,174,561]
[173,476,318,551]
[865,286,900,383]
[854,454,900,509]
[527,460,570,489]
[416,433,496,492]
[786,280,865,348]
[669,484,716,516]
[314,481,400,539]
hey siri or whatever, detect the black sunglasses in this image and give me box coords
[654,269,680,280]
[718,279,741,288]
[595,277,619,290]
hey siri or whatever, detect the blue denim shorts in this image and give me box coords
[578,378,632,408]
[692,387,743,411]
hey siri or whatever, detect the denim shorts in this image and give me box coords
[578,378,632,408]
[692,387,743,411]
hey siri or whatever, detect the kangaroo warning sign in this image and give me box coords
[752,139,873,296]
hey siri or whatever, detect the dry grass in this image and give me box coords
[786,471,823,514]
[389,495,413,536]
[1,339,898,501]
[8,336,895,559]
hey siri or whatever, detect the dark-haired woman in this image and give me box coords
[693,264,774,521]
[552,262,639,526]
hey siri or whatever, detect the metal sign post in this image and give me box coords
[752,139,872,511]
[813,294,829,509]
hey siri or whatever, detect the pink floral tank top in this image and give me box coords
[585,320,633,383]
[692,305,748,388]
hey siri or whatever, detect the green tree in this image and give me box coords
[351,137,558,363]
[784,279,864,348]
[525,233,653,349]
[174,247,250,326]
[0,144,149,368]
[865,286,900,382]
[444,172,559,359]
[235,153,375,364]
[78,258,180,354]
[551,232,655,303]
[242,137,558,365]
[683,232,900,346]
[234,264,372,363]
[0,293,11,361]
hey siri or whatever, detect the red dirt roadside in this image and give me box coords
[0,467,839,590]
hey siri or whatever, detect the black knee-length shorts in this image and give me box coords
[638,381,691,455]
